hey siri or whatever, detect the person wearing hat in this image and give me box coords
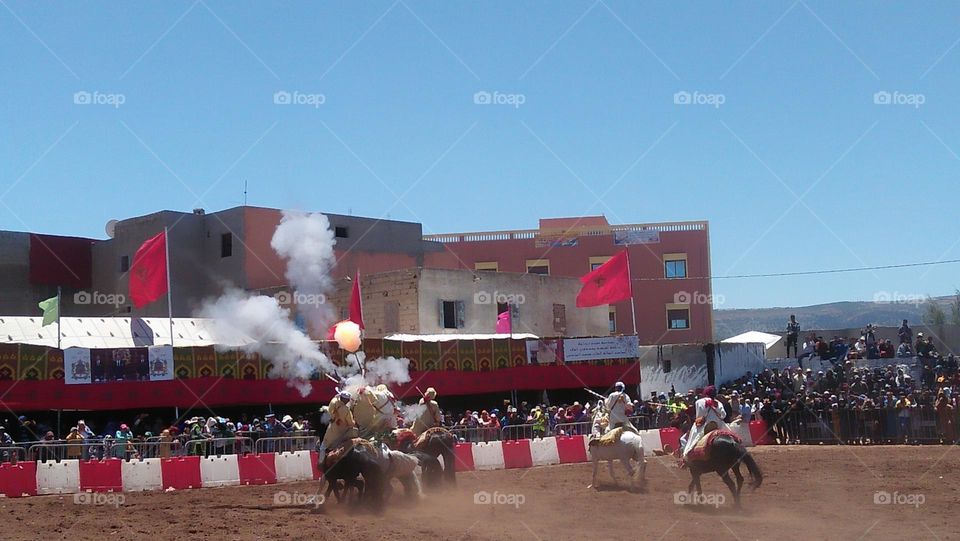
[319,391,358,454]
[412,387,441,436]
[66,427,84,459]
[604,382,637,433]
[680,385,729,460]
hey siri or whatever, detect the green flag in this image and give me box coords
[38,295,59,327]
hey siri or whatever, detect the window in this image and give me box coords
[440,300,465,329]
[664,253,687,279]
[553,304,566,334]
[334,226,349,239]
[526,259,550,275]
[120,255,129,272]
[608,306,617,334]
[220,232,233,258]
[589,256,611,271]
[384,301,400,333]
[666,303,690,330]
[497,301,509,315]
[475,261,499,272]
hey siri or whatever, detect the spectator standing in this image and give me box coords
[898,320,913,344]
[786,315,800,358]
[65,427,84,460]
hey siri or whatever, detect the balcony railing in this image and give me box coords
[423,221,707,243]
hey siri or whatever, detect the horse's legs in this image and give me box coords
[688,471,700,495]
[720,471,739,508]
[607,460,616,485]
[622,458,635,490]
[590,458,600,489]
[733,464,745,494]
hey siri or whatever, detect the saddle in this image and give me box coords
[414,427,448,450]
[588,426,625,447]
[684,429,741,463]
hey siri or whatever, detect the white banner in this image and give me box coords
[148,346,175,381]
[526,339,561,365]
[64,348,92,385]
[614,229,659,245]
[563,336,639,362]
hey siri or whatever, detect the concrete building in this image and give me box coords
[1,207,712,344]
[325,268,608,338]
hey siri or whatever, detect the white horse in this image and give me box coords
[587,430,647,491]
[377,444,423,499]
[352,385,398,436]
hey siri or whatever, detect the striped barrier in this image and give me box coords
[0,421,771,498]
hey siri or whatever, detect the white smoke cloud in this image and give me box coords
[401,403,427,423]
[198,288,335,397]
[270,210,337,334]
[337,352,412,392]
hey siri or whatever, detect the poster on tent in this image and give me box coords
[89,347,149,382]
[148,345,175,381]
[563,336,640,362]
[64,348,92,385]
[526,339,562,365]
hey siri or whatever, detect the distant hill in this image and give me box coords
[714,296,956,339]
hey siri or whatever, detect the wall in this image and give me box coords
[638,342,766,396]
[0,232,37,315]
[415,268,608,337]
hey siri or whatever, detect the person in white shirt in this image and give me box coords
[681,385,730,459]
[604,382,636,432]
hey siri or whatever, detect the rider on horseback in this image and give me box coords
[412,387,441,436]
[679,385,729,460]
[604,382,638,433]
[319,391,359,455]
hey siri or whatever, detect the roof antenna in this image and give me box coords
[243,179,248,206]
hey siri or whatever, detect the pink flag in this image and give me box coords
[496,310,512,334]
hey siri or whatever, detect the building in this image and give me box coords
[1,207,712,344]
[325,268,608,338]
[427,217,713,345]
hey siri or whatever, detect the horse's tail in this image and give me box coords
[739,447,762,489]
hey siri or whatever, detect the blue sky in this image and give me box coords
[2,1,959,309]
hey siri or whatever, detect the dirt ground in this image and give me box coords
[5,446,960,541]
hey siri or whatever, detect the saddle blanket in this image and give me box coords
[588,426,625,447]
[685,429,741,463]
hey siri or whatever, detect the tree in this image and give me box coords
[923,300,947,327]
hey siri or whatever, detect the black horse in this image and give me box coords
[319,444,385,510]
[686,434,762,508]
[392,428,458,486]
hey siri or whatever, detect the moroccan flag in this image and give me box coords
[38,295,59,327]
[349,270,364,329]
[129,230,168,308]
[576,250,632,307]
[495,310,512,334]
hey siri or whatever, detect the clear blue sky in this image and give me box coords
[2,1,959,309]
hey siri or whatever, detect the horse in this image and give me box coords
[352,386,398,437]
[388,427,457,486]
[685,433,762,508]
[377,444,424,500]
[318,439,385,510]
[587,428,647,491]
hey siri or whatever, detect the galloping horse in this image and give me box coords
[388,427,457,486]
[685,432,762,508]
[352,385,398,437]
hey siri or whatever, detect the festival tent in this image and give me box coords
[721,330,783,350]
[0,316,254,349]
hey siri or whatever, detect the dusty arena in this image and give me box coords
[5,446,957,541]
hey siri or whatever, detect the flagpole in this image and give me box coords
[56,286,61,350]
[625,249,637,336]
[164,227,173,347]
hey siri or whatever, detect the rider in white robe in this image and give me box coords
[681,385,729,458]
[319,391,358,454]
[604,382,637,432]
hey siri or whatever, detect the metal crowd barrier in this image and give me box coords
[0,446,25,463]
[767,407,955,445]
[253,434,318,454]
[450,426,500,443]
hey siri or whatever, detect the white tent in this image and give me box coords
[0,316,254,349]
[721,330,782,350]
[383,332,537,342]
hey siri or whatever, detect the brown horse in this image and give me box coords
[388,428,457,485]
[685,434,762,508]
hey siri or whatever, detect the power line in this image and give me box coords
[630,258,960,281]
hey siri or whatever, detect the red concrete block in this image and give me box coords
[555,436,588,464]
[238,453,277,485]
[79,459,123,493]
[659,427,682,454]
[502,440,533,470]
[0,461,38,497]
[160,456,202,490]
[453,442,475,472]
[749,420,774,445]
